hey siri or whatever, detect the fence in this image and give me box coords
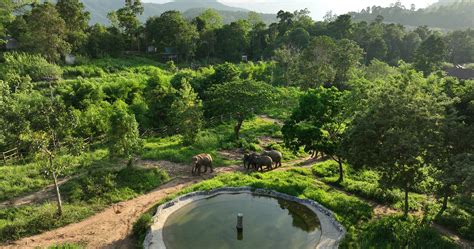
[1,147,21,165]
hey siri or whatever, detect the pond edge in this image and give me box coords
[144,186,346,249]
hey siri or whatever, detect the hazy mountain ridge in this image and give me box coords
[349,0,474,30]
[79,0,274,25]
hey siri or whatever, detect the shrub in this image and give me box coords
[132,213,153,245]
[0,52,62,82]
[353,215,458,248]
[0,203,94,242]
[64,167,169,204]
[435,207,474,240]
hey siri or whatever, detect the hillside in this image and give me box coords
[349,0,474,30]
[80,0,275,25]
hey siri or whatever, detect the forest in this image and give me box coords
[349,0,474,30]
[0,0,473,248]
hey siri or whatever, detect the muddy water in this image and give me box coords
[163,193,321,249]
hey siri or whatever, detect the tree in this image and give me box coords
[366,36,388,63]
[110,0,143,50]
[171,81,203,145]
[0,0,14,43]
[286,27,310,49]
[19,2,70,62]
[414,34,446,76]
[145,11,198,59]
[107,100,142,159]
[333,39,363,88]
[85,24,125,58]
[445,29,474,65]
[327,14,353,40]
[56,0,90,53]
[19,79,78,216]
[283,87,348,182]
[296,36,338,89]
[428,78,474,215]
[400,31,421,62]
[343,66,447,216]
[215,20,250,61]
[205,79,274,139]
[193,9,222,60]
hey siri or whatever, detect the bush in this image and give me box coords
[351,215,458,248]
[132,213,153,245]
[63,65,105,78]
[64,167,169,204]
[0,52,62,82]
[435,207,474,240]
[312,161,407,207]
[0,203,94,242]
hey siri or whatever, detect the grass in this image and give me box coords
[134,168,457,248]
[141,116,287,165]
[311,160,428,211]
[311,160,473,241]
[0,166,169,243]
[0,149,111,202]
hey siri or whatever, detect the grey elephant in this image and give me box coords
[253,155,273,172]
[262,150,282,168]
[191,153,213,175]
[243,153,258,170]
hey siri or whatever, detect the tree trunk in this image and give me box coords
[337,159,344,183]
[234,119,244,140]
[52,171,63,216]
[439,191,449,216]
[49,154,63,216]
[404,187,409,217]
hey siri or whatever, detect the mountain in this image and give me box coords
[80,0,275,25]
[349,0,474,30]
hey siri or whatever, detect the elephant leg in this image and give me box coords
[210,164,213,173]
[197,165,201,176]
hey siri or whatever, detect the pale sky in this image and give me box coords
[144,0,437,20]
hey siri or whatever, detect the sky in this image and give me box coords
[144,0,438,20]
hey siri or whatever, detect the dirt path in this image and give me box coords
[1,162,247,249]
[0,178,70,208]
[432,223,474,249]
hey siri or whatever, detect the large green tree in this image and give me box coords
[193,9,223,60]
[414,34,446,76]
[215,20,250,61]
[171,81,203,145]
[145,11,198,59]
[428,78,474,215]
[56,0,90,53]
[205,79,274,139]
[19,2,70,62]
[107,100,142,159]
[283,87,348,182]
[296,36,338,89]
[109,0,143,50]
[344,66,447,216]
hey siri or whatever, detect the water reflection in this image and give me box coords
[276,198,320,232]
[163,193,322,249]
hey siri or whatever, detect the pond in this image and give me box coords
[162,193,322,249]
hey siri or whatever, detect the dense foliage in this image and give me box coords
[0,0,473,247]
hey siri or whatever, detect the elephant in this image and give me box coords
[243,153,258,170]
[253,155,273,172]
[191,153,213,176]
[262,150,282,168]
